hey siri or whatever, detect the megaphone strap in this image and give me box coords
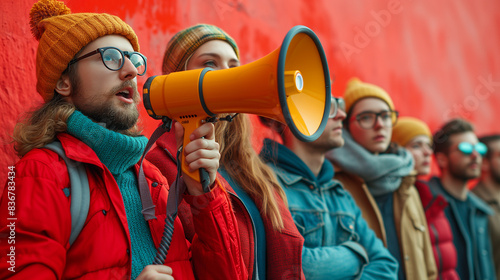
[153,148,186,265]
[136,117,188,264]
[138,118,173,221]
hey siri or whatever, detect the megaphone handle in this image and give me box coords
[199,168,211,193]
[181,119,212,193]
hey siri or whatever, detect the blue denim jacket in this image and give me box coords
[261,139,398,280]
[428,177,496,280]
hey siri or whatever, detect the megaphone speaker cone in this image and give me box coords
[200,26,331,142]
[277,26,331,142]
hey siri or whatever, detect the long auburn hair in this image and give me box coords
[215,114,287,230]
[165,24,286,230]
[13,59,80,157]
[13,94,75,157]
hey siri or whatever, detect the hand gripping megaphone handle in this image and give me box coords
[199,168,210,192]
[143,74,212,193]
[180,116,212,193]
[144,25,333,192]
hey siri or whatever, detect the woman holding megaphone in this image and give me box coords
[146,24,305,279]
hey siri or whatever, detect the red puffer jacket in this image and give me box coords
[146,127,305,280]
[0,133,246,280]
[415,180,459,280]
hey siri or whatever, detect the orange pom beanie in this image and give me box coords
[29,0,139,101]
[392,116,432,146]
[343,77,394,114]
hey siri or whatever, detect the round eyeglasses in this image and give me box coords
[329,97,346,118]
[457,142,488,156]
[68,47,147,76]
[352,110,399,129]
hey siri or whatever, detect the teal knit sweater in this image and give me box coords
[67,111,157,279]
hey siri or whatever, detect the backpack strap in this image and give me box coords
[44,141,90,246]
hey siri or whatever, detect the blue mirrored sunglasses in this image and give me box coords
[457,142,487,156]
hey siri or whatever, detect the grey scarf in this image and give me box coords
[326,129,414,196]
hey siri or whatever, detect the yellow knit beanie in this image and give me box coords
[392,116,432,146]
[344,77,394,114]
[29,0,140,102]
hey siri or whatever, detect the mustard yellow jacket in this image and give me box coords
[334,168,437,280]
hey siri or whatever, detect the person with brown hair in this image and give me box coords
[472,134,500,280]
[146,24,305,279]
[428,118,496,280]
[260,96,398,279]
[326,78,436,280]
[0,1,245,279]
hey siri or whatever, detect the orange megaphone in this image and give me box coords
[143,25,331,185]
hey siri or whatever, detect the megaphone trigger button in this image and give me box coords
[203,116,217,123]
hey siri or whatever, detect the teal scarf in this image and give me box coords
[66,110,147,174]
[67,111,156,279]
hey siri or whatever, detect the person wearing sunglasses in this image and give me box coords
[0,1,246,279]
[327,78,437,280]
[427,118,496,280]
[392,117,459,280]
[472,134,500,280]
[260,95,398,279]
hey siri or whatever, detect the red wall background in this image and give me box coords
[1,0,500,184]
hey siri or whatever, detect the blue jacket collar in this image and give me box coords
[429,177,493,215]
[261,139,334,182]
[272,165,345,194]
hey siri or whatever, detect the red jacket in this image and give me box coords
[415,180,459,280]
[0,133,246,280]
[146,128,305,279]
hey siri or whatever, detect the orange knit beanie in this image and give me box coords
[29,0,139,102]
[343,77,394,114]
[392,116,432,146]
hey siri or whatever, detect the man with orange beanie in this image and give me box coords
[0,0,245,279]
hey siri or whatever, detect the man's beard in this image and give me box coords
[73,80,140,134]
[312,133,345,153]
[83,102,139,132]
[449,162,481,181]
